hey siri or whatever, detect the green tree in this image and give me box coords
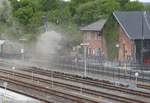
[69,0,93,16]
[0,0,11,23]
[117,0,129,9]
[75,1,96,25]
[48,7,72,25]
[124,1,144,11]
[40,0,59,12]
[100,0,120,15]
[13,6,34,25]
[145,5,150,11]
[75,0,120,25]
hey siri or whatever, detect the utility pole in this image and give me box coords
[80,43,89,77]
[19,38,27,61]
[135,72,139,86]
[42,15,48,32]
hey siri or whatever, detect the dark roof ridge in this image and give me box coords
[113,11,150,40]
[80,19,107,31]
[113,12,131,39]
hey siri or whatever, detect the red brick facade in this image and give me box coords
[82,31,107,57]
[118,26,134,61]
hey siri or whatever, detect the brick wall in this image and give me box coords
[118,26,134,62]
[82,31,105,56]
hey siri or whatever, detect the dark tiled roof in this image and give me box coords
[80,19,106,31]
[113,11,150,40]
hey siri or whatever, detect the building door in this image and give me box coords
[144,52,150,64]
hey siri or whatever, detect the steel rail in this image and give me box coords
[0,74,101,103]
[0,68,148,103]
[24,67,150,98]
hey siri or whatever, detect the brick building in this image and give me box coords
[113,11,150,64]
[80,19,107,58]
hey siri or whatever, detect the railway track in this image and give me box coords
[0,70,103,103]
[137,83,150,90]
[0,59,150,83]
[52,63,150,82]
[0,68,149,103]
[25,67,150,98]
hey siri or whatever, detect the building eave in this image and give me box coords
[113,12,132,40]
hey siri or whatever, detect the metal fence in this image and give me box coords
[50,56,150,83]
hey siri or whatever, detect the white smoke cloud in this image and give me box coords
[31,30,62,61]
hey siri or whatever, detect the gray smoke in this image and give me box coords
[30,30,62,61]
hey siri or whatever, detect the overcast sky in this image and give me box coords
[63,0,70,2]
[130,0,150,2]
[64,0,150,2]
